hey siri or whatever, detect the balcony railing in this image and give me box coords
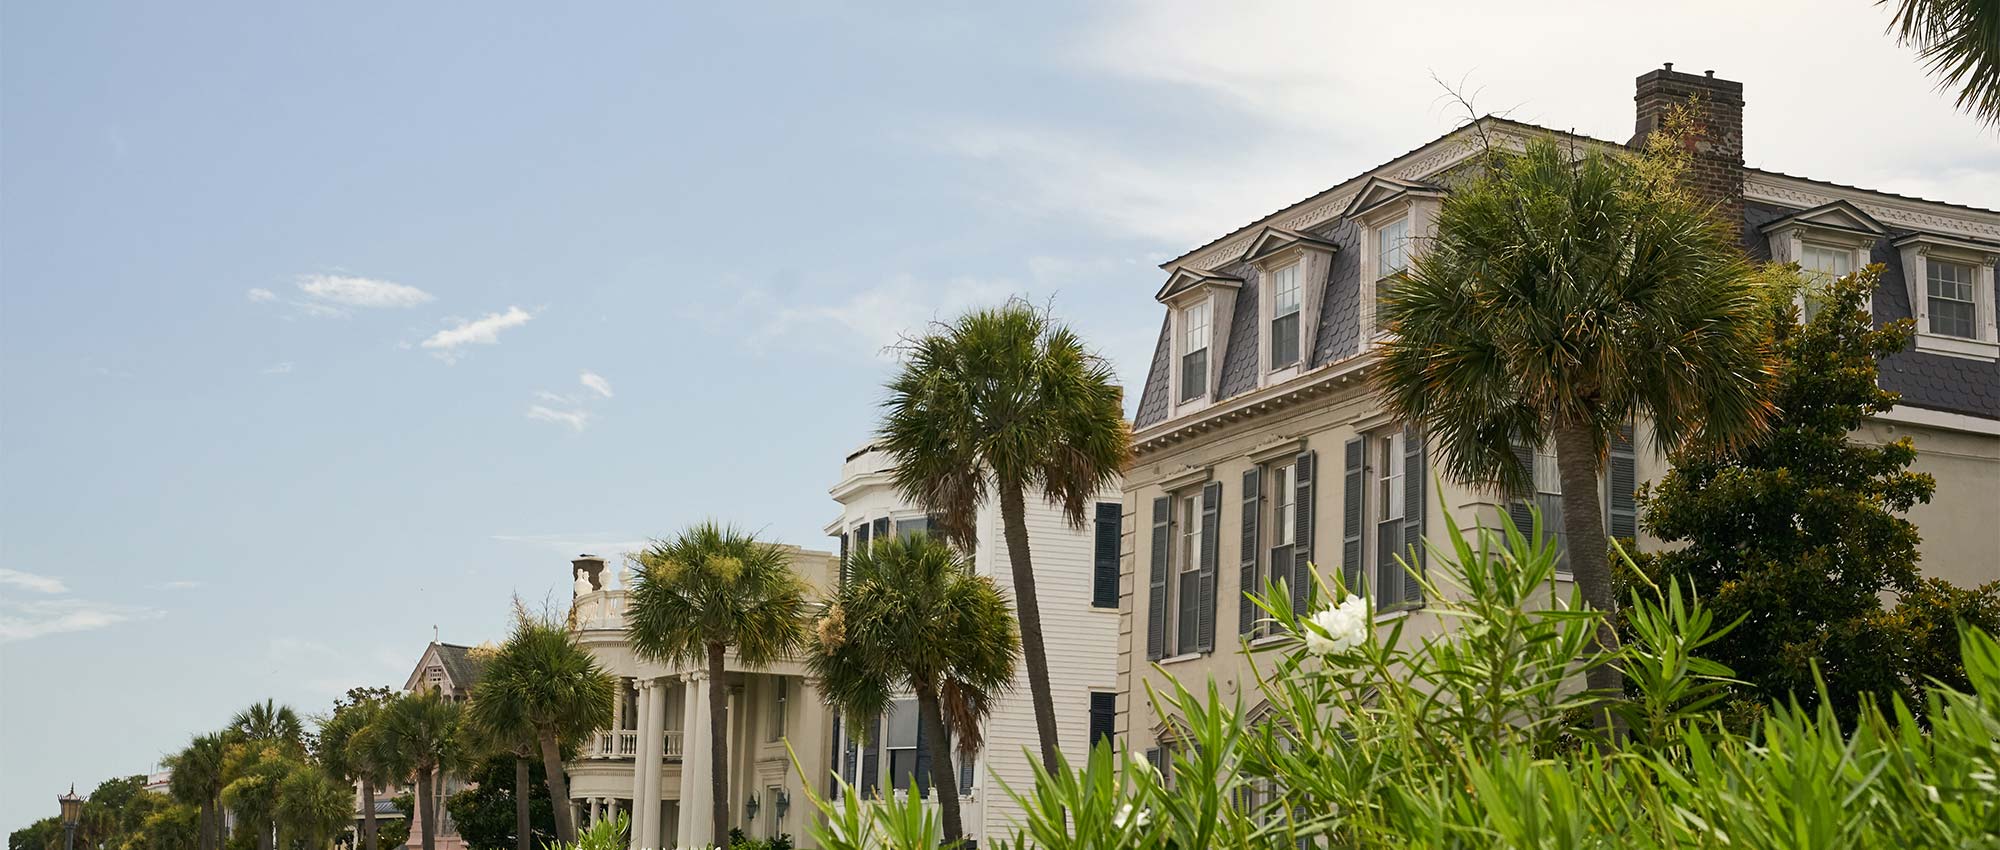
[587,728,685,762]
[570,589,628,631]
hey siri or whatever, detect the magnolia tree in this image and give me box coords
[793,509,2000,849]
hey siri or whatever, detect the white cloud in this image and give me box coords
[297,274,436,309]
[0,569,66,594]
[262,362,294,375]
[421,306,533,363]
[492,533,651,558]
[526,404,591,431]
[246,288,278,303]
[579,371,613,399]
[0,598,163,643]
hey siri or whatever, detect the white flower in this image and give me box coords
[1301,594,1370,656]
[1113,803,1152,829]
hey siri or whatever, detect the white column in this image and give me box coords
[640,677,667,850]
[675,671,713,849]
[627,681,653,850]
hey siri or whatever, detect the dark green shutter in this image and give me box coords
[830,712,844,800]
[1341,438,1366,598]
[1508,441,1536,538]
[913,711,930,799]
[1088,692,1116,751]
[1608,421,1637,541]
[1292,451,1316,613]
[1402,427,1426,603]
[1147,497,1170,661]
[1093,502,1121,609]
[860,723,878,795]
[1196,481,1221,653]
[958,751,974,796]
[838,532,850,585]
[1239,467,1262,636]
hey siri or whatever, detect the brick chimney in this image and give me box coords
[1630,63,1745,235]
[572,554,607,591]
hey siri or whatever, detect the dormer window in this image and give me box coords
[1343,177,1444,339]
[1269,263,1301,369]
[1893,232,1999,361]
[1759,200,1884,323]
[1180,301,1210,402]
[1798,243,1854,321]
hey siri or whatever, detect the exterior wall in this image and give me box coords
[827,444,1122,844]
[565,546,840,850]
[1856,419,2000,590]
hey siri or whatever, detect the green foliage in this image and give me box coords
[376,796,412,849]
[444,755,557,850]
[1883,0,2000,126]
[542,813,624,850]
[800,507,2000,848]
[625,521,811,671]
[376,689,467,780]
[469,608,615,749]
[1636,266,2000,722]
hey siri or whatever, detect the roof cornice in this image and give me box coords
[1744,172,2000,242]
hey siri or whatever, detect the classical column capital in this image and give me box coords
[682,669,708,684]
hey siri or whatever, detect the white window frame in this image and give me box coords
[1173,490,1202,656]
[1267,261,1303,372]
[1179,300,1211,403]
[1356,199,1438,340]
[1895,235,2000,361]
[1767,224,1874,323]
[1162,279,1236,418]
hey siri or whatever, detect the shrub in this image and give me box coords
[795,507,2000,848]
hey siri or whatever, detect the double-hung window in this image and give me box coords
[1373,432,1407,605]
[1268,462,1296,592]
[1799,243,1853,322]
[1175,492,1203,653]
[1269,264,1301,369]
[884,699,921,795]
[1929,259,1978,339]
[1180,302,1211,402]
[1533,442,1568,571]
[1375,217,1410,331]
[768,677,788,742]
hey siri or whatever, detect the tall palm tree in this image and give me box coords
[878,300,1130,773]
[1376,132,1774,712]
[469,609,616,845]
[166,734,228,850]
[457,714,540,850]
[1883,0,2000,126]
[318,697,391,850]
[626,522,811,842]
[377,690,466,850]
[806,532,1017,843]
[275,764,353,850]
[221,742,296,850]
[231,700,305,751]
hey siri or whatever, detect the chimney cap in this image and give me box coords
[1663,62,1673,72]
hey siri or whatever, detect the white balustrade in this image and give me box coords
[588,729,643,759]
[662,730,683,761]
[569,589,628,631]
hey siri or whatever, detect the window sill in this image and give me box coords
[1248,633,1292,648]
[1158,652,1205,666]
[1913,333,2000,361]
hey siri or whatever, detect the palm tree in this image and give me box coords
[626,522,811,842]
[806,532,1017,842]
[221,741,296,850]
[377,690,466,850]
[318,697,391,850]
[1883,0,2000,126]
[468,608,616,844]
[1376,131,1774,713]
[878,300,1130,773]
[457,715,540,850]
[166,734,227,850]
[275,764,353,850]
[231,700,305,751]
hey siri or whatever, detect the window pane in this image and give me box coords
[1378,219,1409,278]
[1273,464,1295,546]
[1184,302,1210,351]
[1273,265,1301,315]
[885,699,918,748]
[1378,433,1405,522]
[1928,260,1977,338]
[1270,313,1299,368]
[888,749,920,794]
[1180,350,1207,401]
[1177,571,1200,651]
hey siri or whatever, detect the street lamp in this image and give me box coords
[57,785,83,850]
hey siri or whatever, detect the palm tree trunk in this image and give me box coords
[416,769,437,850]
[360,780,378,850]
[998,484,1061,774]
[198,800,216,850]
[706,641,730,844]
[537,730,576,843]
[914,686,963,842]
[259,819,276,850]
[1552,425,1628,730]
[511,758,530,850]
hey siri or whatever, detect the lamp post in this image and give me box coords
[58,785,84,850]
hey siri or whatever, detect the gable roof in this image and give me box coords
[1756,198,1887,238]
[1242,226,1341,264]
[1339,176,1447,220]
[1153,267,1243,303]
[404,641,486,693]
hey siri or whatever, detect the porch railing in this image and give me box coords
[587,728,685,762]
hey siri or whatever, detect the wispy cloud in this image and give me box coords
[262,362,294,375]
[422,307,533,363]
[579,371,613,399]
[297,274,436,309]
[492,533,650,558]
[0,598,163,642]
[0,569,66,595]
[246,288,278,303]
[525,405,591,431]
[734,274,1017,361]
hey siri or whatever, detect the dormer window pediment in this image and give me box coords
[1341,176,1446,222]
[1155,268,1242,304]
[1891,232,2000,361]
[1762,200,1887,321]
[1243,226,1339,266]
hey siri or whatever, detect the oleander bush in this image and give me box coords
[796,508,2000,849]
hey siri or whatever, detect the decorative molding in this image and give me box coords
[1873,405,2000,436]
[1745,175,2000,241]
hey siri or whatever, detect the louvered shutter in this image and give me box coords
[1341,438,1366,599]
[913,712,930,799]
[1196,481,1221,653]
[1093,502,1121,609]
[958,751,974,797]
[860,723,880,795]
[1088,692,1116,751]
[830,713,844,799]
[1239,467,1262,636]
[1402,427,1426,603]
[843,728,859,792]
[1608,421,1637,541]
[1147,497,1170,661]
[1292,451,1316,613]
[1508,441,1537,537]
[838,533,850,585]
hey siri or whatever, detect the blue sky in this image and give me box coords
[3,0,1993,831]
